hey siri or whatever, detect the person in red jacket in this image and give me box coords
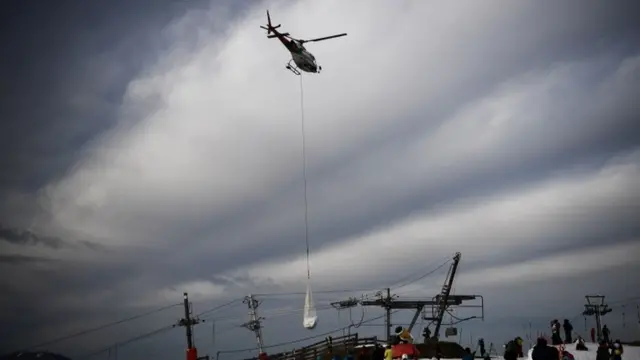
[590,328,595,343]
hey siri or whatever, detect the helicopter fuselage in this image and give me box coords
[273,32,320,73]
[262,11,345,75]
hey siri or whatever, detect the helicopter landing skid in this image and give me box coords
[286,60,301,76]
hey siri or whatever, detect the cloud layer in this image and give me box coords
[1,0,639,357]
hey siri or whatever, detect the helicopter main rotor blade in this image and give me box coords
[300,33,347,43]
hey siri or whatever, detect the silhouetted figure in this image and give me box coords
[531,337,554,360]
[435,342,443,360]
[575,337,588,351]
[563,320,573,344]
[548,346,560,360]
[590,328,596,343]
[602,325,610,343]
[478,338,486,357]
[422,327,432,343]
[359,346,370,360]
[372,344,384,360]
[504,339,518,360]
[551,320,563,345]
[515,337,524,357]
[596,341,610,360]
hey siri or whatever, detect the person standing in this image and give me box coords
[551,320,563,345]
[602,325,610,343]
[562,320,573,344]
[590,328,595,343]
[478,338,486,357]
[596,341,610,360]
[384,345,393,360]
[504,339,518,360]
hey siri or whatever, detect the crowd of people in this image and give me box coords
[523,320,625,360]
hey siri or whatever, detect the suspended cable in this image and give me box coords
[299,74,311,282]
[391,257,452,292]
[253,287,379,297]
[349,302,366,328]
[217,310,400,354]
[196,298,244,317]
[77,324,176,359]
[387,253,453,291]
[21,302,182,351]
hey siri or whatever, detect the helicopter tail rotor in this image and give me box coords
[260,10,281,35]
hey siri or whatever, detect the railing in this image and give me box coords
[242,334,381,360]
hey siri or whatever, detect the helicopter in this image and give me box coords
[260,10,347,75]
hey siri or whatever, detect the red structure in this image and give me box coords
[187,347,199,360]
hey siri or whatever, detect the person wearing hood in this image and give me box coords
[562,320,573,344]
[596,341,610,360]
[515,337,524,357]
[504,339,518,360]
[531,337,552,360]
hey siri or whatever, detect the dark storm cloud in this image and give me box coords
[0,254,57,264]
[0,224,106,252]
[0,224,65,248]
[0,0,240,193]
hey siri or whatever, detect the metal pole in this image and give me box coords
[184,292,194,349]
[385,288,392,342]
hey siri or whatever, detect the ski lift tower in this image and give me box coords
[330,252,484,343]
[583,295,612,342]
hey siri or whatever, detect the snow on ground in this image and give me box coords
[527,342,640,360]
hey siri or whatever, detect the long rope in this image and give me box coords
[300,74,311,281]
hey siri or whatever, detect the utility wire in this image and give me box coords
[253,287,379,297]
[390,255,453,292]
[218,310,400,354]
[253,255,455,299]
[21,302,182,351]
[77,324,176,359]
[196,298,244,317]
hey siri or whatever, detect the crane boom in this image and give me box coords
[432,252,461,339]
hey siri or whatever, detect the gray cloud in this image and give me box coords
[0,225,65,249]
[1,0,640,358]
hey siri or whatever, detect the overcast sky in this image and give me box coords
[1,0,640,358]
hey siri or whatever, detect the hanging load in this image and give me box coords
[303,282,318,329]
